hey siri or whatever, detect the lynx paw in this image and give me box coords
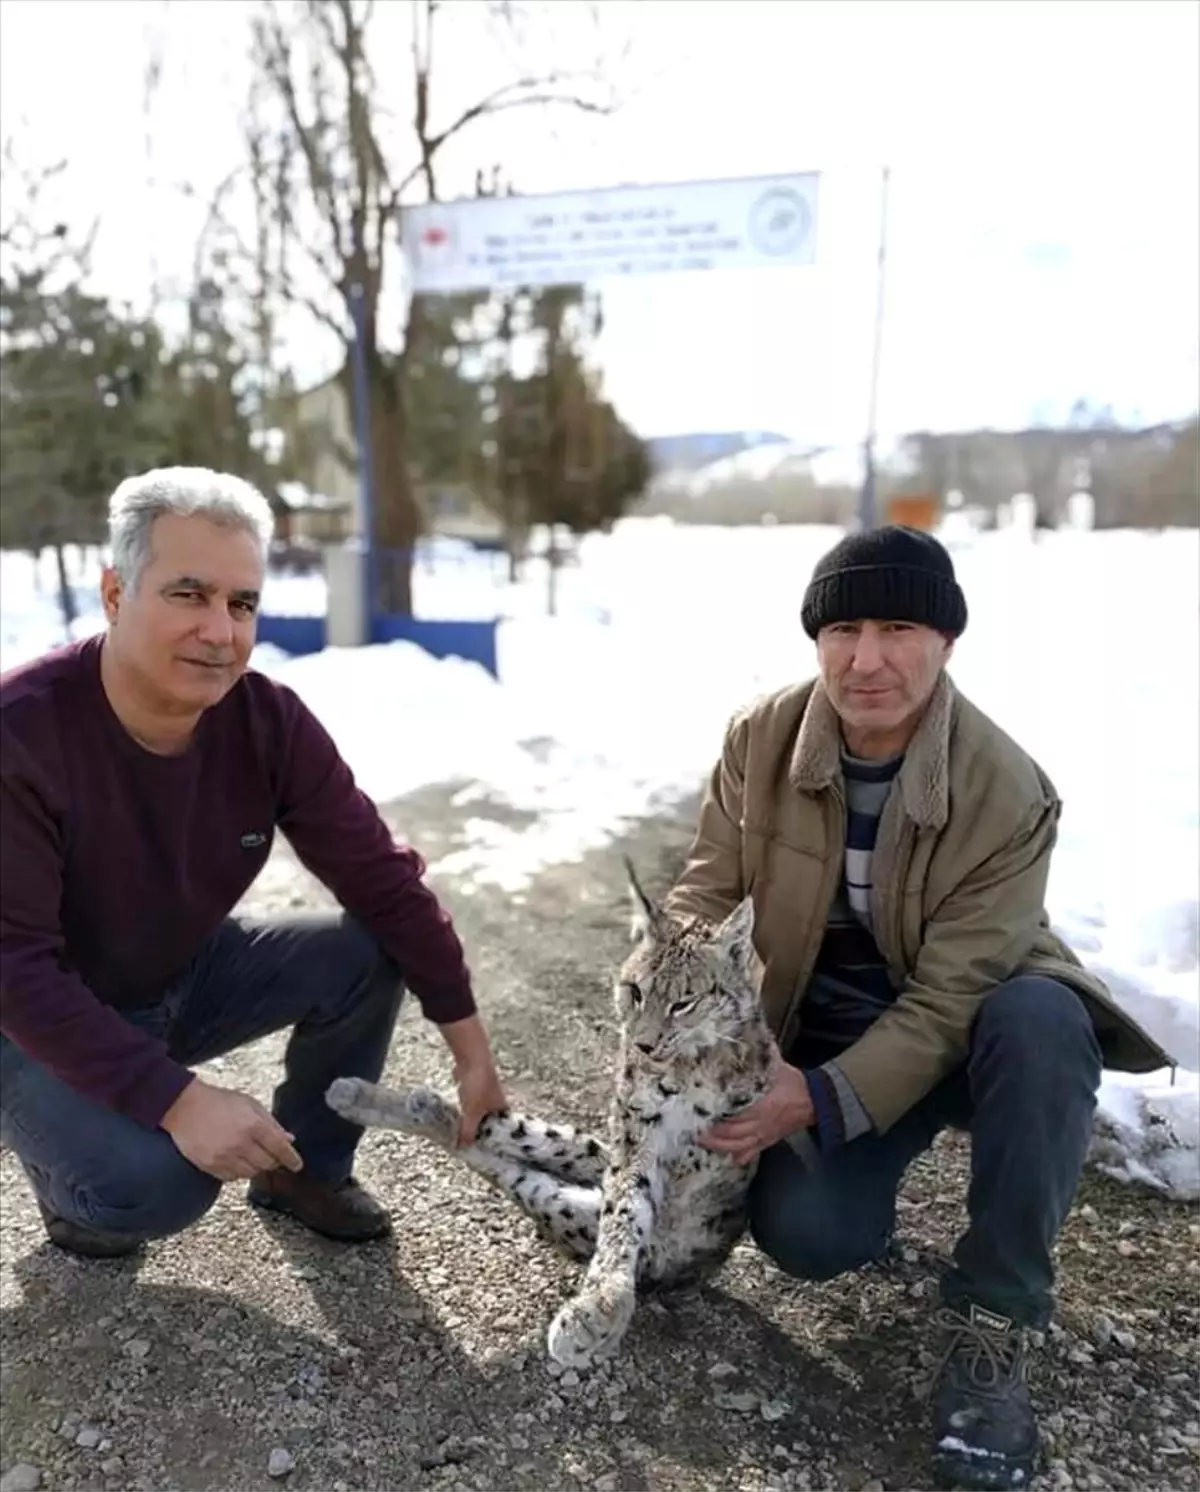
[400,1086,461,1147]
[325,1079,459,1147]
[546,1283,636,1370]
[326,1076,377,1124]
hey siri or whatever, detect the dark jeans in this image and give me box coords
[748,974,1103,1328]
[0,914,405,1241]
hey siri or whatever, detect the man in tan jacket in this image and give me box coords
[665,525,1167,1492]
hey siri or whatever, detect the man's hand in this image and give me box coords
[437,1013,509,1146]
[699,1060,815,1167]
[453,1056,508,1148]
[160,1077,304,1182]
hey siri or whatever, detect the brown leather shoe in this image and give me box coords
[38,1202,143,1260]
[246,1170,392,1242]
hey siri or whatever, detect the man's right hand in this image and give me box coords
[160,1077,303,1182]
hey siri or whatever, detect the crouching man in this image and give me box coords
[665,525,1167,1490]
[1,466,506,1259]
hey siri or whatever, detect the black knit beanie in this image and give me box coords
[800,525,968,640]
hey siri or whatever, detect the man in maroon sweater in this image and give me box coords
[0,466,508,1258]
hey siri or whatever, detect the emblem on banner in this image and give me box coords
[747,187,812,257]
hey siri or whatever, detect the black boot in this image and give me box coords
[929,1303,1038,1491]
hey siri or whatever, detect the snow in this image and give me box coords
[2,520,1197,1202]
[1088,1068,1200,1201]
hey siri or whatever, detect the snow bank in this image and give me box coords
[1093,1069,1200,1201]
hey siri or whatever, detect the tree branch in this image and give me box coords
[396,78,612,200]
[253,4,350,265]
[427,74,612,155]
[187,149,348,347]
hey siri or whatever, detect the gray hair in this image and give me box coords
[108,466,275,590]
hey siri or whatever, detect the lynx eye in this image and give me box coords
[621,981,643,1007]
[667,997,699,1019]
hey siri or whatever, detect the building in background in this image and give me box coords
[290,374,504,547]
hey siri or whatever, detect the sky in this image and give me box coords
[0,0,1197,446]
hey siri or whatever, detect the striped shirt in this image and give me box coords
[800,748,904,1053]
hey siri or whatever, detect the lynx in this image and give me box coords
[326,861,777,1370]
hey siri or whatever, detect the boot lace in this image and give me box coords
[930,1306,1027,1400]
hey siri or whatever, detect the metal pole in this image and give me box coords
[858,164,891,532]
[349,282,375,644]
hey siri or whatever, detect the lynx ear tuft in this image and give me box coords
[623,855,666,943]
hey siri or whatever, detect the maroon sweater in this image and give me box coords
[0,635,476,1129]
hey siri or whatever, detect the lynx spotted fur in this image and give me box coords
[326,861,776,1369]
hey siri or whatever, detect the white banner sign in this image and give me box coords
[402,172,819,294]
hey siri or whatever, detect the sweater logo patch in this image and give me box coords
[240,831,268,850]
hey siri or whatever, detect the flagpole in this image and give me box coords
[858,163,891,531]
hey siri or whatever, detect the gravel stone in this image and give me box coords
[715,1391,763,1414]
[0,1468,42,1492]
[267,1446,295,1479]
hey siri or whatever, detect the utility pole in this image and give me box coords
[349,281,376,644]
[858,164,891,532]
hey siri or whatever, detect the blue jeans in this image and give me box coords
[748,974,1103,1327]
[0,914,405,1241]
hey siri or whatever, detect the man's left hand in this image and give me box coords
[699,1060,815,1167]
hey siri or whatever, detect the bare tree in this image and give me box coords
[0,147,88,273]
[1142,419,1199,528]
[1007,400,1118,529]
[140,11,168,312]
[234,0,618,613]
[1089,419,1199,528]
[1,149,105,630]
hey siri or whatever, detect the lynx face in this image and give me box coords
[615,865,762,1069]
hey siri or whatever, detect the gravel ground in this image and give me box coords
[2,783,1198,1492]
